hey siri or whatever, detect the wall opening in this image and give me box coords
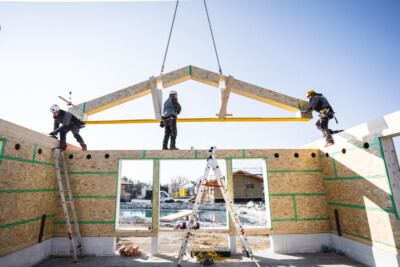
[232,159,271,228]
[116,160,154,230]
[159,159,228,230]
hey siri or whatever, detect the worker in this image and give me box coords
[161,90,181,150]
[49,104,87,151]
[301,90,340,147]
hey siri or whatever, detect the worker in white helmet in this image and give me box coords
[160,90,181,150]
[49,104,87,151]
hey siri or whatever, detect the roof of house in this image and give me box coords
[233,170,263,181]
[208,170,263,185]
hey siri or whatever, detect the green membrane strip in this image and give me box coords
[323,174,387,181]
[0,189,58,193]
[331,228,400,250]
[268,169,322,173]
[328,202,395,213]
[2,155,55,166]
[0,138,7,168]
[0,214,56,229]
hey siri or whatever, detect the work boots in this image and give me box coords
[57,142,67,151]
[80,143,87,151]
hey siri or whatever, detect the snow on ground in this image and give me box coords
[120,201,268,227]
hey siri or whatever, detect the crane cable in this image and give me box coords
[160,0,223,77]
[160,0,180,76]
[203,0,223,76]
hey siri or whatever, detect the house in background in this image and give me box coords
[120,177,134,202]
[208,170,264,203]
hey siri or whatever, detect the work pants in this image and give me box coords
[163,117,177,148]
[60,124,84,145]
[316,115,334,143]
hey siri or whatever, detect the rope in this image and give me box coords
[160,0,180,76]
[203,0,222,76]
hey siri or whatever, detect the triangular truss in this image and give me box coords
[68,65,312,124]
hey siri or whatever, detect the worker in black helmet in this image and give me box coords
[302,90,341,147]
[49,104,87,151]
[160,90,181,150]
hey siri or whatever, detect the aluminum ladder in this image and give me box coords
[52,148,84,262]
[177,147,260,267]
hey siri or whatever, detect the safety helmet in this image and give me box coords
[169,90,178,95]
[50,104,60,113]
[306,90,316,98]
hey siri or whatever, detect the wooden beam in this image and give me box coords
[380,137,400,217]
[217,75,233,119]
[68,80,151,117]
[190,66,220,88]
[150,76,162,120]
[84,117,312,124]
[231,78,312,116]
[160,66,191,88]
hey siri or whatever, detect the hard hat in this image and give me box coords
[306,90,316,98]
[169,90,178,95]
[50,104,60,113]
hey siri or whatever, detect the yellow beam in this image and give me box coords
[84,117,312,124]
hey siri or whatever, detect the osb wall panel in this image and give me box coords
[68,174,117,196]
[0,160,56,190]
[0,132,59,257]
[0,192,56,226]
[54,198,115,223]
[296,195,328,219]
[0,217,55,257]
[268,173,324,194]
[324,179,392,210]
[266,150,321,170]
[2,137,35,159]
[328,207,400,254]
[319,155,336,179]
[316,111,400,254]
[272,220,329,233]
[53,224,115,237]
[333,147,385,178]
[59,149,327,237]
[270,196,294,219]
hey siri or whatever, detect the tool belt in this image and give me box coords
[319,108,334,119]
[160,116,173,128]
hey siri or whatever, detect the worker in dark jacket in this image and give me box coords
[161,90,181,150]
[302,90,340,147]
[49,104,87,151]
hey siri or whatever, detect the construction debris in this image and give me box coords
[117,245,143,257]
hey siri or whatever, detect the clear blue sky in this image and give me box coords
[1,0,399,151]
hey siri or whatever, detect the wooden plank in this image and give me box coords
[190,66,220,88]
[68,80,151,117]
[159,210,199,222]
[160,66,191,88]
[217,75,233,119]
[231,78,311,114]
[380,137,400,216]
[150,76,162,120]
